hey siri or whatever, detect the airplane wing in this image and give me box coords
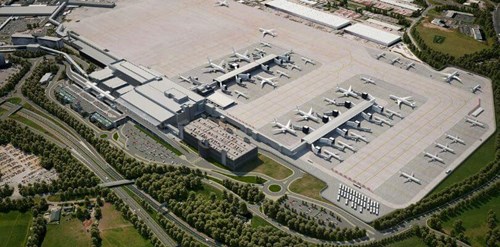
[286,120,291,128]
[402,96,412,100]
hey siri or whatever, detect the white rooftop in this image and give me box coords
[344,23,401,46]
[266,0,350,29]
[379,0,421,11]
[89,67,114,82]
[110,60,161,85]
[366,18,402,31]
[102,77,128,90]
[119,90,174,125]
[207,91,235,109]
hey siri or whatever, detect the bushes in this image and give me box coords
[0,56,31,97]
[221,179,265,204]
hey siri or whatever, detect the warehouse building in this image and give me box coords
[0,5,58,16]
[266,0,350,30]
[182,118,258,170]
[11,33,63,49]
[344,23,401,46]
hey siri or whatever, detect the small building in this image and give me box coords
[471,26,483,40]
[55,87,76,104]
[431,18,447,27]
[39,72,53,84]
[344,23,401,46]
[47,207,61,224]
[182,118,258,170]
[89,112,115,130]
[11,33,63,49]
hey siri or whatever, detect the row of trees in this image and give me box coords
[363,6,412,27]
[485,210,499,247]
[26,215,47,247]
[221,179,265,204]
[0,184,14,198]
[262,199,366,241]
[0,120,100,196]
[0,56,31,98]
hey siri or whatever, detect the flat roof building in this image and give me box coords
[183,118,258,170]
[11,33,63,49]
[344,23,401,46]
[0,5,58,16]
[89,68,114,82]
[109,60,162,86]
[266,0,350,30]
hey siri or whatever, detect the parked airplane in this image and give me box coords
[178,75,201,85]
[323,149,343,162]
[234,90,249,99]
[435,143,455,154]
[295,106,319,122]
[471,84,481,93]
[405,62,415,70]
[443,71,462,83]
[301,57,316,65]
[276,70,290,78]
[260,41,272,48]
[361,112,392,126]
[272,119,296,135]
[349,132,369,143]
[360,76,376,85]
[389,95,416,109]
[446,134,465,145]
[255,75,278,88]
[215,0,229,7]
[336,85,359,98]
[259,28,277,38]
[231,48,251,62]
[399,171,421,184]
[390,57,401,65]
[376,52,386,59]
[337,140,357,152]
[205,58,226,73]
[423,152,444,163]
[465,117,485,128]
[178,75,193,83]
[287,63,302,71]
[384,108,404,119]
[254,47,266,55]
[323,97,344,106]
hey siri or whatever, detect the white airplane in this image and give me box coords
[254,47,266,55]
[205,58,227,73]
[349,132,369,143]
[435,143,455,154]
[373,115,393,127]
[259,28,277,38]
[384,108,404,119]
[231,48,251,62]
[323,149,343,162]
[337,140,357,152]
[337,85,359,98]
[260,41,272,48]
[390,57,401,65]
[287,63,302,71]
[276,70,290,78]
[255,75,278,88]
[471,84,481,93]
[389,95,416,109]
[215,0,229,7]
[360,76,376,85]
[443,71,462,83]
[323,97,344,106]
[301,57,316,65]
[178,75,193,83]
[295,106,319,122]
[376,52,386,59]
[465,117,485,128]
[399,171,421,184]
[405,62,415,70]
[446,134,465,145]
[178,75,201,85]
[361,112,392,126]
[423,152,444,163]
[272,119,296,135]
[234,90,249,99]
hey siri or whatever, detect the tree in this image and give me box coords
[95,206,102,220]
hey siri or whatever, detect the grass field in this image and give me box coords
[134,125,182,156]
[250,215,277,230]
[429,134,496,196]
[7,97,22,105]
[198,183,224,199]
[386,236,426,247]
[23,103,76,137]
[42,216,91,247]
[100,203,153,247]
[0,107,6,116]
[269,184,281,192]
[215,171,267,184]
[100,134,108,138]
[289,174,327,202]
[113,132,119,141]
[442,195,500,247]
[415,22,491,58]
[239,154,293,180]
[0,211,32,247]
[9,113,60,142]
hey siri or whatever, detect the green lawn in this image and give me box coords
[100,203,153,247]
[239,154,293,180]
[112,132,119,141]
[23,103,76,137]
[429,133,496,196]
[42,216,91,247]
[386,236,426,247]
[289,174,327,203]
[9,113,60,142]
[0,211,32,247]
[0,107,6,116]
[100,134,108,139]
[134,125,182,156]
[415,22,492,58]
[198,183,224,200]
[215,171,267,184]
[250,215,278,230]
[442,195,500,247]
[7,97,22,105]
[269,184,281,192]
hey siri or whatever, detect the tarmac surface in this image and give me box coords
[65,0,495,220]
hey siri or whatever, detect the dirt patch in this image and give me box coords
[422,21,453,32]
[82,219,93,231]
